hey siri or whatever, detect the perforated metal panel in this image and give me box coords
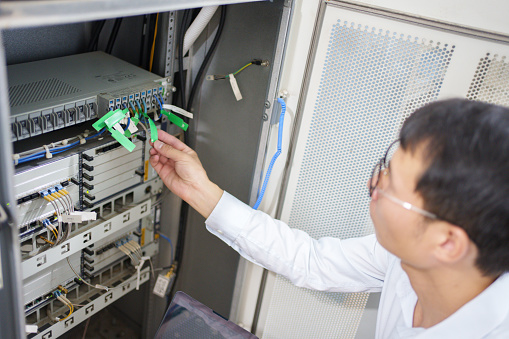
[467,53,509,105]
[257,2,509,338]
[9,78,81,107]
[262,5,457,339]
[286,22,454,241]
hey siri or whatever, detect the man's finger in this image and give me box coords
[153,140,188,162]
[157,130,191,153]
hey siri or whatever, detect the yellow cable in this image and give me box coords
[39,236,54,245]
[48,227,58,240]
[149,13,159,72]
[58,298,73,321]
[234,62,253,75]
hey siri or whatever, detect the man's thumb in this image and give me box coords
[154,140,185,161]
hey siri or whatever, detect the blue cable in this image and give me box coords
[135,100,143,115]
[16,128,106,164]
[129,102,138,116]
[157,232,174,264]
[253,98,286,210]
[142,98,148,116]
[155,95,163,119]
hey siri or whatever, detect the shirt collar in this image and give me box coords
[401,272,509,338]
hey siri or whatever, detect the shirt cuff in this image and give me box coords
[205,191,255,246]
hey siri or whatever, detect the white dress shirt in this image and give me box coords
[206,192,509,338]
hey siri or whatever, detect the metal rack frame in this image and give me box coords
[0,1,263,338]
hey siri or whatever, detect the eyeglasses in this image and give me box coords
[369,140,438,220]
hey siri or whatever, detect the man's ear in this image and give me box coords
[433,223,471,264]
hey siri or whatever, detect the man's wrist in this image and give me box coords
[188,180,224,219]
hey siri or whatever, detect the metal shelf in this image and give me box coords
[0,0,262,29]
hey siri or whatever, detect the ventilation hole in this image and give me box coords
[466,53,509,106]
[9,78,81,107]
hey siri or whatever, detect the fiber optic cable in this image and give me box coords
[16,128,105,159]
[157,232,174,265]
[43,196,62,244]
[149,13,159,72]
[253,98,286,210]
[16,128,106,164]
[155,94,163,119]
[39,236,54,245]
[44,221,58,240]
[143,98,148,114]
[56,295,73,321]
[129,101,139,117]
[66,258,115,291]
[136,99,144,116]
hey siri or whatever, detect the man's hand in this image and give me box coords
[149,130,223,218]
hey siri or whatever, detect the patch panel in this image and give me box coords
[9,52,163,142]
[11,100,97,141]
[96,81,166,117]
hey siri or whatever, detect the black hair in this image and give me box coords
[400,98,509,276]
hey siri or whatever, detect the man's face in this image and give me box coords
[369,145,437,269]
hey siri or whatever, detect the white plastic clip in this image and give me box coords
[135,256,151,290]
[13,153,20,165]
[43,145,52,159]
[78,135,86,144]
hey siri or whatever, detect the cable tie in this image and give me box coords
[43,145,52,159]
[95,284,109,291]
[62,140,68,146]
[78,135,86,144]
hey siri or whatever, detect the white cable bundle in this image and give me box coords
[183,6,219,56]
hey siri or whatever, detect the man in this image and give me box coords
[149,99,509,338]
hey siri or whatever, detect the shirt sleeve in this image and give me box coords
[205,191,391,293]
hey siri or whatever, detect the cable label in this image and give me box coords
[229,73,243,101]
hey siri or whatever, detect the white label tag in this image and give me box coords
[153,274,170,298]
[59,214,83,223]
[162,104,194,119]
[113,122,124,134]
[229,73,243,101]
[128,121,138,134]
[59,211,97,223]
[121,111,130,125]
